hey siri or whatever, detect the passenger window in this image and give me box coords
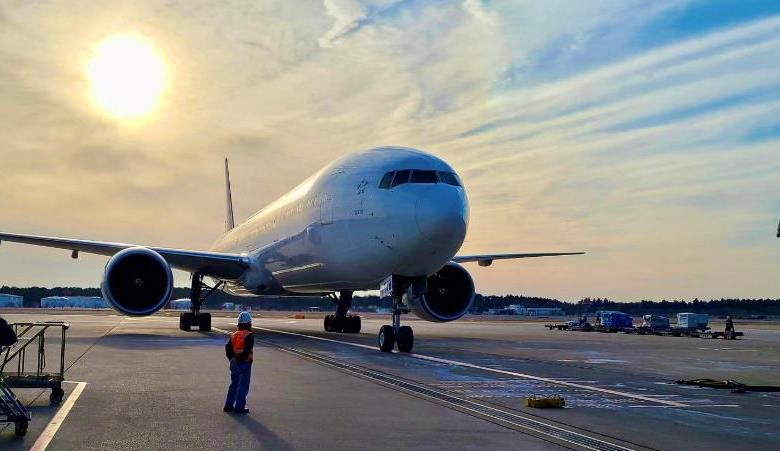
[391,170,411,187]
[438,172,461,187]
[379,172,394,189]
[410,170,437,183]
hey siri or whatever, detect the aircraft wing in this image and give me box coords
[0,232,249,279]
[452,252,585,266]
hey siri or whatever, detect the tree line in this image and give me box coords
[2,286,779,317]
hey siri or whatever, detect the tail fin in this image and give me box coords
[224,158,235,232]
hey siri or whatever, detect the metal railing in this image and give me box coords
[0,322,68,390]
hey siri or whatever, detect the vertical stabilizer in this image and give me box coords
[224,158,235,232]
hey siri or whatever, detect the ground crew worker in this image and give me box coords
[0,315,17,347]
[224,311,254,413]
[725,316,734,340]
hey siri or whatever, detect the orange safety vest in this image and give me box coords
[231,330,253,363]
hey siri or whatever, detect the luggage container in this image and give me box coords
[595,311,632,330]
[642,315,670,329]
[677,313,708,329]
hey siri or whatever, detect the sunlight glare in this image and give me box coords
[87,33,167,119]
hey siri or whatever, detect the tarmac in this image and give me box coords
[1,310,778,451]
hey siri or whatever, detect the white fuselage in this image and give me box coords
[209,147,469,296]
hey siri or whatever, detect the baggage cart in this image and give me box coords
[1,322,69,405]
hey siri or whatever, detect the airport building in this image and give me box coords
[0,293,23,308]
[507,304,527,315]
[169,299,192,310]
[40,296,108,308]
[525,307,564,316]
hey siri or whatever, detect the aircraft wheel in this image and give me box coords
[50,387,65,404]
[350,315,361,333]
[378,325,395,352]
[179,313,191,331]
[323,315,331,332]
[199,313,211,332]
[397,326,414,353]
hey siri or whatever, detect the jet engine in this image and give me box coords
[101,247,173,316]
[407,262,475,322]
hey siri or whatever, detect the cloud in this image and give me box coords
[0,0,778,300]
[318,0,403,48]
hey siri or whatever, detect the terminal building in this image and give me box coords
[486,306,565,316]
[40,296,108,308]
[0,293,23,308]
[525,307,564,316]
[169,299,192,310]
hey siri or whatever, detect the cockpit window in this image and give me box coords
[391,170,411,187]
[437,171,462,187]
[379,171,394,189]
[410,170,437,183]
[379,169,462,189]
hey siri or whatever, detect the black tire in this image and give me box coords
[336,315,346,332]
[350,315,361,333]
[378,325,395,352]
[397,326,414,353]
[323,315,331,331]
[15,421,27,437]
[179,313,191,331]
[199,313,211,332]
[50,387,65,404]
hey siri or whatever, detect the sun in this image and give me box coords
[87,33,167,120]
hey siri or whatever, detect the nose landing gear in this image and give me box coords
[378,303,414,353]
[377,276,423,353]
[324,290,361,333]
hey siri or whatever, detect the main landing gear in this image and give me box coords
[179,272,223,332]
[323,290,361,333]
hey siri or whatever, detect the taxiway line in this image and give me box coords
[242,324,688,407]
[212,327,642,451]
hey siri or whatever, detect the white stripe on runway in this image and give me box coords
[214,325,688,407]
[29,381,87,451]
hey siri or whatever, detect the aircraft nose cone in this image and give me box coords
[416,184,468,245]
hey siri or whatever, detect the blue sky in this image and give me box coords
[0,0,778,300]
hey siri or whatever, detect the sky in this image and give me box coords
[0,0,779,301]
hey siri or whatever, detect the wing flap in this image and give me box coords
[453,252,584,266]
[0,232,249,279]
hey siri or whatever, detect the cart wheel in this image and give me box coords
[15,421,28,437]
[50,387,65,404]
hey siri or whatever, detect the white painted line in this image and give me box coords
[221,325,689,407]
[629,404,739,409]
[29,381,87,451]
[407,353,688,407]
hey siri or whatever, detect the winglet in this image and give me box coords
[225,158,235,232]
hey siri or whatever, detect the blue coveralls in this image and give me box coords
[224,329,253,410]
[225,359,252,410]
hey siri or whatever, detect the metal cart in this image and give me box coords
[0,322,69,429]
[0,371,30,436]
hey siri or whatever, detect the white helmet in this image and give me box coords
[238,311,252,324]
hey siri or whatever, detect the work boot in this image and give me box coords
[223,406,234,412]
[234,408,249,414]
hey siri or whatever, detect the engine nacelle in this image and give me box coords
[407,263,475,322]
[101,247,173,316]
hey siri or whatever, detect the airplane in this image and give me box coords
[0,147,583,352]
